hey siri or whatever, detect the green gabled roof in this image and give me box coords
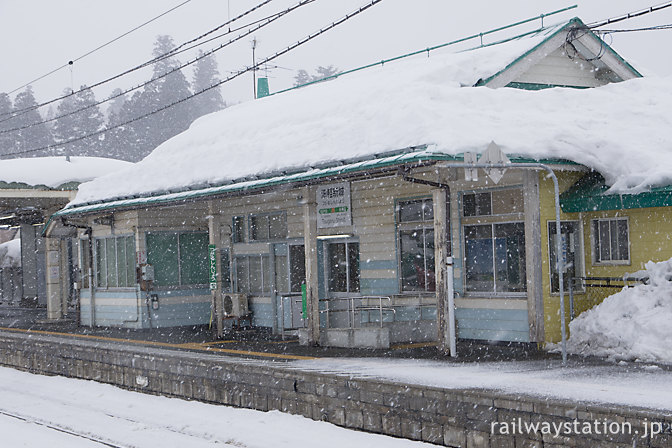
[477,17,642,87]
[560,171,672,213]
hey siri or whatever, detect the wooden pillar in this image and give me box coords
[45,237,63,320]
[303,187,320,345]
[433,188,452,355]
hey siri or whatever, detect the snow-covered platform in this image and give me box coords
[0,328,670,447]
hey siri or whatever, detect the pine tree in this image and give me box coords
[293,66,341,87]
[52,86,105,157]
[12,86,53,157]
[191,50,225,118]
[0,93,16,157]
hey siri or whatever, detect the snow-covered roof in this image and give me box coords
[0,157,133,189]
[68,20,670,209]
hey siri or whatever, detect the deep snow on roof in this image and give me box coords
[0,157,133,189]
[70,23,671,208]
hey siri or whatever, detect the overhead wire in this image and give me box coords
[586,1,672,29]
[2,0,386,159]
[0,0,279,121]
[6,0,193,96]
[0,0,317,135]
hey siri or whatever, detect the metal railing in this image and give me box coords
[568,276,648,320]
[320,296,395,329]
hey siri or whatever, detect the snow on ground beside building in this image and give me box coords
[0,366,432,448]
[70,31,672,207]
[566,257,672,364]
[292,358,672,411]
[0,156,132,188]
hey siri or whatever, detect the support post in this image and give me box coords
[207,203,223,338]
[303,187,320,345]
[433,188,455,356]
[45,237,63,320]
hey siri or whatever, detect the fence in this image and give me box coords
[568,276,648,320]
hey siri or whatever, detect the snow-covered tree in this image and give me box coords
[52,86,105,157]
[0,93,15,157]
[12,86,53,157]
[293,65,341,87]
[191,50,225,118]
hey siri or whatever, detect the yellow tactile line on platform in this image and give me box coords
[0,327,316,361]
[390,341,437,350]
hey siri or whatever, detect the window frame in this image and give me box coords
[547,220,585,294]
[145,230,210,289]
[591,217,631,265]
[248,211,287,242]
[396,197,436,294]
[323,238,360,296]
[93,234,136,290]
[234,253,272,296]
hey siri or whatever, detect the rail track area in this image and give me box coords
[0,306,547,362]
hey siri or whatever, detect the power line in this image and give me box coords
[1,0,279,121]
[2,0,386,159]
[6,0,193,96]
[597,24,672,33]
[0,0,316,135]
[587,1,672,29]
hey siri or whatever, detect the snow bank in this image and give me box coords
[0,157,132,188]
[567,257,672,364]
[70,26,672,207]
[0,238,20,268]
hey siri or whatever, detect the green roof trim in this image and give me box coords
[505,81,590,90]
[560,171,672,213]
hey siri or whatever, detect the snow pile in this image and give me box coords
[0,157,132,188]
[0,238,20,268]
[69,27,672,207]
[567,257,672,363]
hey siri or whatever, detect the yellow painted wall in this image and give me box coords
[539,171,672,342]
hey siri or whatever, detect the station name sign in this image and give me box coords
[317,182,352,228]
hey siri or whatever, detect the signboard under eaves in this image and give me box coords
[317,182,352,228]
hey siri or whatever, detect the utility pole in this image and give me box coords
[251,37,257,99]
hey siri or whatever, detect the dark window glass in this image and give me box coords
[463,192,492,217]
[179,233,209,285]
[289,245,306,293]
[232,216,244,243]
[221,249,231,292]
[147,233,179,286]
[548,221,582,293]
[327,242,359,293]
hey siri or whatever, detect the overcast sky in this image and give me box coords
[1,0,671,108]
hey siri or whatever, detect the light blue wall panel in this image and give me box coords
[359,278,398,295]
[250,302,274,328]
[455,307,530,343]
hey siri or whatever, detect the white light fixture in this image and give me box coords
[316,234,353,240]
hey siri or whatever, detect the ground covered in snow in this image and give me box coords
[566,257,672,364]
[0,366,433,448]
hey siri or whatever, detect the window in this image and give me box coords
[463,189,523,217]
[220,248,232,292]
[548,221,583,293]
[249,212,287,241]
[79,239,91,289]
[146,232,209,287]
[232,216,245,243]
[235,254,271,295]
[326,241,359,293]
[464,223,526,294]
[398,198,436,292]
[592,218,629,263]
[94,236,135,288]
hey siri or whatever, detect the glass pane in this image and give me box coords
[422,199,434,222]
[492,189,524,215]
[400,229,426,291]
[494,223,526,292]
[548,222,580,293]
[235,257,249,293]
[347,243,360,293]
[464,225,494,292]
[116,237,127,287]
[81,240,90,289]
[463,194,476,217]
[425,229,435,292]
[249,256,263,294]
[327,243,347,292]
[262,256,271,295]
[275,250,289,293]
[250,215,269,240]
[599,221,611,261]
[232,216,244,243]
[125,236,136,288]
[95,239,105,287]
[147,233,179,286]
[399,200,423,222]
[289,245,306,293]
[475,192,492,216]
[268,213,287,239]
[106,238,117,288]
[179,233,209,285]
[617,220,629,260]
